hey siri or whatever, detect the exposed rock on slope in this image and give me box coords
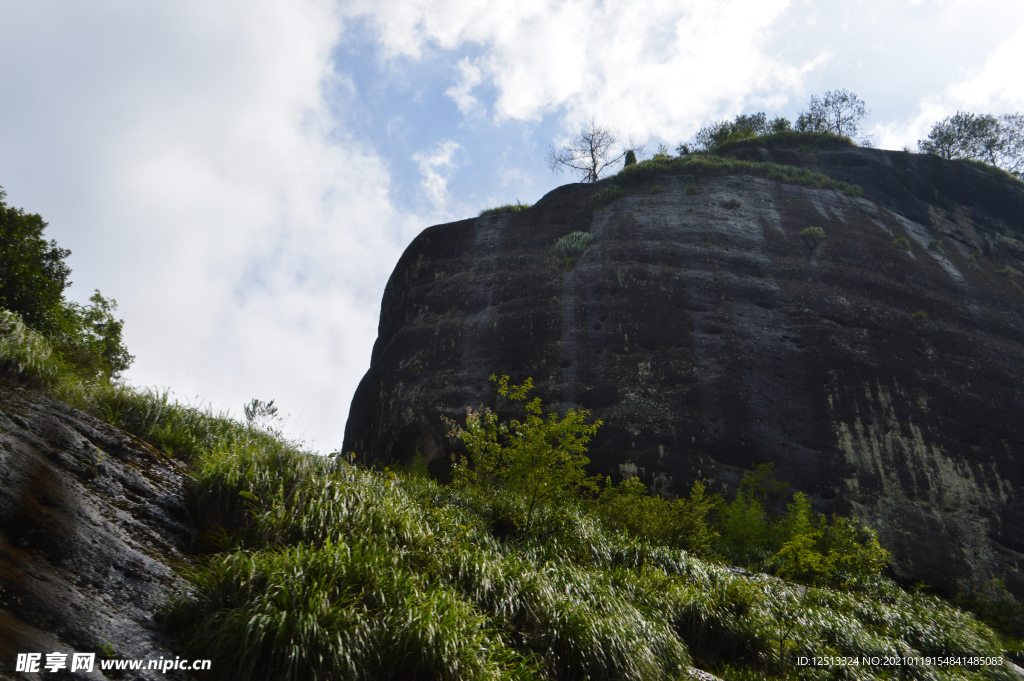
[344,145,1024,596]
[0,382,196,680]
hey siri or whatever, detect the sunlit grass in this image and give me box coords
[163,439,1016,680]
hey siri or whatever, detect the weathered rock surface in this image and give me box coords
[0,382,197,680]
[344,145,1024,596]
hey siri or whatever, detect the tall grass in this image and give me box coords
[0,309,60,386]
[164,438,1017,681]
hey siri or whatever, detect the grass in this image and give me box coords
[480,201,532,217]
[957,159,1024,188]
[552,231,593,270]
[721,199,742,209]
[612,154,863,198]
[0,309,59,387]
[590,184,626,207]
[157,436,1020,681]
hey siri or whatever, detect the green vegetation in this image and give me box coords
[918,111,1023,180]
[650,184,665,194]
[685,183,700,195]
[928,239,944,251]
[590,184,626,207]
[624,149,637,167]
[893,236,913,250]
[913,310,929,321]
[721,198,742,209]
[713,130,856,155]
[551,231,593,270]
[445,375,601,532]
[800,226,826,251]
[0,187,133,380]
[159,386,1017,681]
[612,154,863,197]
[480,200,532,216]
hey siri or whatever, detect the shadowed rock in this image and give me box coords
[0,382,197,680]
[344,145,1024,597]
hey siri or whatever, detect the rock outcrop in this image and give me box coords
[0,382,197,680]
[344,145,1024,596]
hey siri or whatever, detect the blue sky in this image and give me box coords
[1,0,1023,451]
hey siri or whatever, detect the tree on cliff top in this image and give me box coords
[795,89,868,140]
[547,120,639,183]
[918,111,1024,178]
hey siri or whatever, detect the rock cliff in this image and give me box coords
[0,382,197,680]
[343,144,1024,596]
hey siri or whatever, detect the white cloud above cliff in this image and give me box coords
[1,0,1023,450]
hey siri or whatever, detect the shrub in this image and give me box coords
[479,200,531,216]
[624,149,637,167]
[590,184,626,207]
[684,184,699,195]
[721,198,741,209]
[649,184,665,194]
[444,375,602,533]
[893,236,912,250]
[928,238,943,251]
[800,226,825,250]
[593,477,720,556]
[552,231,593,270]
[913,310,929,321]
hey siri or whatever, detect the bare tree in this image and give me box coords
[795,90,868,139]
[918,111,1024,178]
[546,120,636,183]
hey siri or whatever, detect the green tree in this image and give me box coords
[918,111,1024,178]
[53,290,135,377]
[0,187,133,378]
[0,186,71,332]
[445,375,602,531]
[795,89,868,139]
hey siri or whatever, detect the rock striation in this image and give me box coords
[0,382,197,680]
[344,145,1024,596]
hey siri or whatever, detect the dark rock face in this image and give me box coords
[343,146,1024,596]
[0,383,197,680]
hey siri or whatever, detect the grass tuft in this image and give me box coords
[479,201,532,216]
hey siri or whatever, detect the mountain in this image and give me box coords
[343,143,1024,596]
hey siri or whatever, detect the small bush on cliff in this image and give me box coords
[590,184,626,207]
[800,226,825,250]
[552,230,593,269]
[479,200,531,216]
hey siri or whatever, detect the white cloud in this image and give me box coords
[445,57,484,115]
[412,140,461,213]
[346,0,818,142]
[0,0,421,450]
[870,22,1024,151]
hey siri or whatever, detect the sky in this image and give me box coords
[1,0,1023,452]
